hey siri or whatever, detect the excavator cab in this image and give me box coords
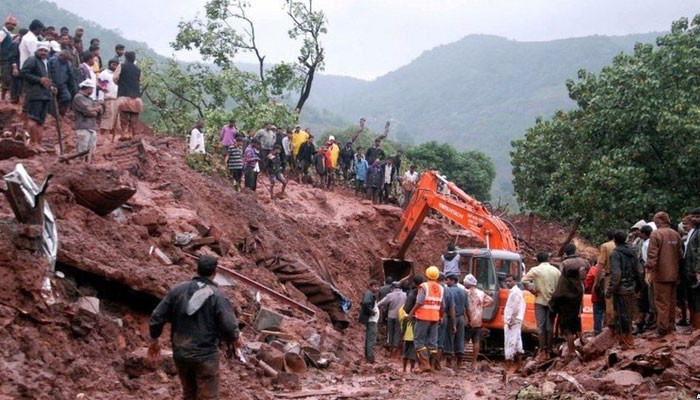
[457,248,524,323]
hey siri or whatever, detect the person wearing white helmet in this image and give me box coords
[72,79,103,162]
[463,274,493,370]
[408,265,444,372]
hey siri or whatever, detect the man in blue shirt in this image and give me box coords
[445,274,468,368]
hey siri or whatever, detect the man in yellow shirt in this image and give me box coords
[327,136,340,189]
[291,125,309,161]
[522,252,561,361]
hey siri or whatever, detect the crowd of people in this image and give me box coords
[2,16,142,162]
[360,257,496,373]
[190,118,422,202]
[358,208,700,374]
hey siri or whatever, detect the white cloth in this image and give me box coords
[685,228,694,257]
[642,238,650,264]
[80,63,98,100]
[189,128,206,154]
[0,27,9,44]
[282,136,292,155]
[383,164,392,184]
[98,68,118,100]
[503,285,525,360]
[369,300,380,323]
[19,31,38,67]
[404,170,418,183]
[441,253,461,277]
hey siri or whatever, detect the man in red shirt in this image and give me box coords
[584,263,605,335]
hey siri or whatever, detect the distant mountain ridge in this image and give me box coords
[301,32,663,204]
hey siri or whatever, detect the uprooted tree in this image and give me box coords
[511,15,700,239]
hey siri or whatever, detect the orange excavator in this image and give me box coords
[374,170,593,335]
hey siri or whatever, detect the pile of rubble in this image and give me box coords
[0,102,459,399]
[516,328,700,398]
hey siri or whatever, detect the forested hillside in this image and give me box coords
[303,33,662,204]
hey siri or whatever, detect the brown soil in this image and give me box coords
[0,102,695,400]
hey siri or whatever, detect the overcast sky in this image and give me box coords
[52,0,696,80]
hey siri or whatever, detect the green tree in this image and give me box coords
[407,141,496,201]
[141,59,296,153]
[511,15,700,239]
[172,0,326,112]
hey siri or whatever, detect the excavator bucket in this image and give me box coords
[371,258,413,284]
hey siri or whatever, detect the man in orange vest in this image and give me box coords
[408,266,444,372]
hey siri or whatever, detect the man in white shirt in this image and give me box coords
[402,164,419,207]
[504,274,525,373]
[380,157,394,204]
[98,58,120,141]
[78,51,97,100]
[189,120,206,154]
[19,20,43,68]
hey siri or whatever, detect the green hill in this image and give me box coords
[303,33,663,206]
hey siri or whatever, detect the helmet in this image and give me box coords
[425,266,440,280]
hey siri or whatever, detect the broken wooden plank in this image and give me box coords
[217,265,315,316]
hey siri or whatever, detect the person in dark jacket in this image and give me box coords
[20,44,56,149]
[359,279,380,363]
[550,247,585,358]
[149,255,240,400]
[365,138,385,165]
[313,146,328,188]
[606,230,639,349]
[48,50,77,115]
[114,51,141,139]
[339,142,355,181]
[684,208,700,330]
[296,135,315,184]
[645,211,682,337]
[366,159,383,203]
[0,15,17,101]
[7,28,25,103]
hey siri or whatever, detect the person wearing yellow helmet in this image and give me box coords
[408,266,445,372]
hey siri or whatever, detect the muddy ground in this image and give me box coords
[0,102,698,399]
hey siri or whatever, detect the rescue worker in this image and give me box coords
[148,255,240,400]
[408,266,445,372]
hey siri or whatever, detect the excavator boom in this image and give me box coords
[394,170,517,259]
[373,169,595,338]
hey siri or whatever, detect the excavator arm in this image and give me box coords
[394,170,517,259]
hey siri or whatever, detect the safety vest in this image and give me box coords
[415,281,444,322]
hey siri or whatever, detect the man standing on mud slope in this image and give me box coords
[149,255,241,399]
[646,211,683,338]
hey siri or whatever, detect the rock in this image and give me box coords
[307,333,322,350]
[259,343,286,371]
[151,247,172,265]
[255,307,285,331]
[603,370,644,387]
[245,341,264,352]
[0,138,37,160]
[541,381,556,396]
[582,327,616,361]
[284,352,307,375]
[76,296,100,314]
